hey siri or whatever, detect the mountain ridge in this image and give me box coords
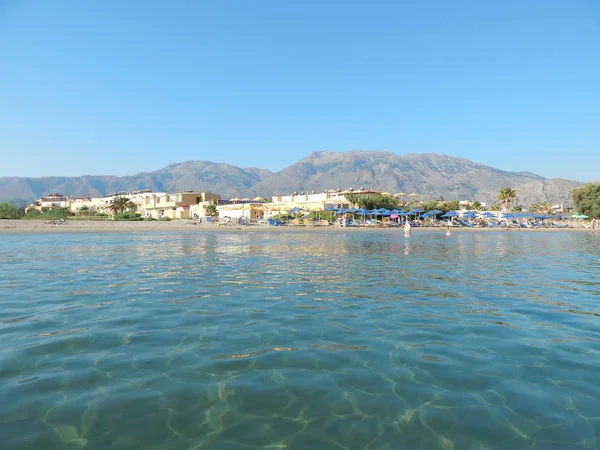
[0,151,584,206]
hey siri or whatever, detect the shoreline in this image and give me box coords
[0,219,593,234]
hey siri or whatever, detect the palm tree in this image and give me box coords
[472,201,482,210]
[537,201,553,215]
[110,196,131,214]
[125,201,138,213]
[205,203,217,217]
[498,188,517,212]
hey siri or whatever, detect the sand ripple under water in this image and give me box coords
[0,231,599,449]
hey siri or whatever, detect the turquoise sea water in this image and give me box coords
[1,231,599,449]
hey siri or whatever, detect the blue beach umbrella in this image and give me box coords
[501,213,514,219]
[442,211,458,217]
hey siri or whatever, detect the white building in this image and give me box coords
[269,189,383,212]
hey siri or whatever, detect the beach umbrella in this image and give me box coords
[378,208,389,213]
[441,211,458,217]
[429,209,442,215]
[501,213,514,218]
[357,208,368,222]
[462,212,477,219]
[369,209,380,220]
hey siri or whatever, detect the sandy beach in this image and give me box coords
[0,219,591,234]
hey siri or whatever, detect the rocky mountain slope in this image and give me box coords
[0,151,582,205]
[481,178,583,207]
[250,151,546,200]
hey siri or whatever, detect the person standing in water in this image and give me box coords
[404,220,411,237]
[446,224,452,236]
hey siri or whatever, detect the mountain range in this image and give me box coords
[0,151,587,206]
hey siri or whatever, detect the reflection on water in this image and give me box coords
[1,231,599,449]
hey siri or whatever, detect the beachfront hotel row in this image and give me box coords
[26,189,571,220]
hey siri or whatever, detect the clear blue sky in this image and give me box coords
[1,0,598,180]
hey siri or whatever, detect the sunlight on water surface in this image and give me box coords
[1,231,599,449]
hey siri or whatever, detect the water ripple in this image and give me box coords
[0,231,599,449]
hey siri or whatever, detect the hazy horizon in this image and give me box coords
[0,149,593,183]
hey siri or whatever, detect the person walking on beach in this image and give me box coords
[404,220,411,237]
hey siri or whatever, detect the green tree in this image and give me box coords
[125,201,138,213]
[345,193,398,210]
[472,201,482,210]
[529,201,552,215]
[498,188,517,211]
[572,183,600,218]
[205,203,218,217]
[109,196,131,214]
[437,200,460,214]
[0,202,25,219]
[489,204,501,211]
[420,201,439,212]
